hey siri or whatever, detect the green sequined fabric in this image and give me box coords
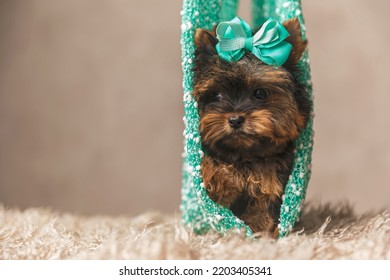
[180,0,314,238]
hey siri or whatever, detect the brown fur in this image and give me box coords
[194,28,217,49]
[201,154,284,237]
[193,18,311,237]
[283,18,308,68]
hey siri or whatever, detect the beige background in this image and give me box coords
[0,0,389,216]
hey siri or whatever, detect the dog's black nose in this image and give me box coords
[228,116,244,129]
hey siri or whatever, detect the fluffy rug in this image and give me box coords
[0,203,389,259]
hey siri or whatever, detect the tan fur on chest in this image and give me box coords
[202,156,283,202]
[201,155,282,235]
[201,156,283,204]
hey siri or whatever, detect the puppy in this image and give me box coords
[192,18,312,237]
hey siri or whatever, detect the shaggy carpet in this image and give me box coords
[0,203,389,259]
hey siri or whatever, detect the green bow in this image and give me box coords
[216,17,292,66]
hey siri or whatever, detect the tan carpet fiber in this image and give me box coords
[0,204,389,259]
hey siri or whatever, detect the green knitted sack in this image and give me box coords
[180,0,314,238]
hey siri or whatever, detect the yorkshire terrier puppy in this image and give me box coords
[192,18,312,237]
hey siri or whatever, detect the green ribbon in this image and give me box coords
[216,17,292,66]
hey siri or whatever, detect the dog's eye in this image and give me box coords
[199,92,222,108]
[253,89,269,100]
[208,92,223,103]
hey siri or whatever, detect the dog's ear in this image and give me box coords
[194,28,218,49]
[283,18,307,66]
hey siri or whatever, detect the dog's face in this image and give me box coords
[192,18,311,157]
